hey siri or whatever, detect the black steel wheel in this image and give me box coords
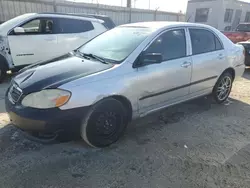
[81,98,127,148]
[213,72,233,104]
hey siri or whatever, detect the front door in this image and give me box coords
[136,28,192,114]
[8,17,58,66]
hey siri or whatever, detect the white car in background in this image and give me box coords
[0,13,115,82]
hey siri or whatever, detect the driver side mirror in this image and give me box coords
[14,27,25,34]
[134,53,163,68]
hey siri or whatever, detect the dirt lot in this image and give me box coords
[1,71,250,188]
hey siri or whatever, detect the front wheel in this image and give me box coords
[81,98,128,148]
[212,72,233,104]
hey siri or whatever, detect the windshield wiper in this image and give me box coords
[74,50,109,64]
[83,53,109,64]
[75,49,90,59]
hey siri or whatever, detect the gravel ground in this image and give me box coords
[1,71,250,188]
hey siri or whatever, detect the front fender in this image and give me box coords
[58,73,139,117]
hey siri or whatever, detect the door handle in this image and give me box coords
[181,61,191,68]
[218,54,225,59]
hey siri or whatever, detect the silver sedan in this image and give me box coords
[6,22,245,148]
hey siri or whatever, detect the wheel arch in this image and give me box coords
[221,67,235,80]
[110,95,133,123]
[90,95,133,123]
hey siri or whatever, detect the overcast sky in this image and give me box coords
[71,0,250,13]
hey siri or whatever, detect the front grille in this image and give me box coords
[8,83,22,103]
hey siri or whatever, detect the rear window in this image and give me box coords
[57,18,94,34]
[236,24,250,32]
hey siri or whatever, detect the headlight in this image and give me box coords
[22,89,71,109]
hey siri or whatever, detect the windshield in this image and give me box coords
[236,24,250,32]
[78,26,155,63]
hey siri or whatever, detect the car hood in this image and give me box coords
[13,53,114,94]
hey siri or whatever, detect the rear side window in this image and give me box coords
[146,29,186,61]
[215,37,223,50]
[57,18,94,34]
[189,29,223,55]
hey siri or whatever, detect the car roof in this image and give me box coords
[39,12,110,18]
[121,21,210,30]
[38,12,115,29]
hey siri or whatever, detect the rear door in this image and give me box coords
[188,28,226,94]
[8,17,58,66]
[56,18,106,56]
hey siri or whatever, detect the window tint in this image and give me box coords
[20,19,54,34]
[57,18,94,34]
[190,29,217,55]
[22,19,40,33]
[224,9,234,23]
[145,29,186,61]
[215,37,223,50]
[195,8,209,22]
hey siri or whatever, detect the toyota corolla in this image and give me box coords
[5,22,245,148]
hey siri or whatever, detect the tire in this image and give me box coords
[0,62,7,83]
[81,98,128,148]
[212,72,233,104]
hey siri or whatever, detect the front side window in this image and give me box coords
[190,29,223,55]
[145,29,186,61]
[195,8,209,22]
[224,9,234,23]
[20,18,54,34]
[79,27,155,63]
[57,18,94,34]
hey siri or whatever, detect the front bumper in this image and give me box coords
[5,96,90,134]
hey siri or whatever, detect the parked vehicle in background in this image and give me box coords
[223,23,250,43]
[238,40,250,66]
[6,22,245,148]
[0,13,115,82]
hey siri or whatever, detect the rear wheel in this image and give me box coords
[81,98,128,148]
[212,72,233,104]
